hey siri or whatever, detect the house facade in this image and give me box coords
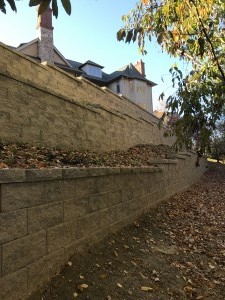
[12,8,156,114]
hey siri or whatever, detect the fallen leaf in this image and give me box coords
[184,286,194,293]
[141,286,153,292]
[117,283,123,288]
[139,272,148,279]
[73,292,78,298]
[114,251,119,257]
[77,283,88,291]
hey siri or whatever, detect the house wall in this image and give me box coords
[53,50,69,65]
[81,64,102,78]
[19,42,38,57]
[109,78,153,113]
[0,153,208,300]
[0,43,174,151]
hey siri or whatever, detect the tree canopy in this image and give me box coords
[118,0,225,151]
[0,0,71,18]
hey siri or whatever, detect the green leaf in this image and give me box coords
[117,29,126,41]
[6,0,16,12]
[29,0,42,7]
[125,29,133,43]
[52,0,58,18]
[61,0,71,15]
[0,0,6,13]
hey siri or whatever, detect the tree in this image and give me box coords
[117,0,225,151]
[0,0,71,18]
[210,116,225,162]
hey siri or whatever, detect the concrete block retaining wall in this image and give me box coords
[0,153,207,299]
[0,43,175,151]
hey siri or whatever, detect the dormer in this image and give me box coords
[80,60,103,78]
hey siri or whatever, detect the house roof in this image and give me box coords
[106,63,156,86]
[79,60,104,69]
[12,39,156,87]
[65,59,157,86]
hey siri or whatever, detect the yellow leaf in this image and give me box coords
[77,283,88,291]
[141,286,153,292]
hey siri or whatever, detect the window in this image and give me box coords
[116,81,120,93]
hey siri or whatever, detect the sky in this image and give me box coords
[0,0,187,110]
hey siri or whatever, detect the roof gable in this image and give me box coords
[106,63,157,86]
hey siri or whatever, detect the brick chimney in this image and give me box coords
[134,59,145,77]
[36,7,54,63]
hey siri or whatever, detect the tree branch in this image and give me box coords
[190,0,225,84]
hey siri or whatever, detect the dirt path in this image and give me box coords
[29,163,225,300]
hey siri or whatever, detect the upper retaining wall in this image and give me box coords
[0,153,207,300]
[0,43,174,151]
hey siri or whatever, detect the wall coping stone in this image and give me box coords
[0,166,162,184]
[123,114,143,123]
[0,169,26,183]
[140,117,154,126]
[25,169,63,182]
[148,159,178,165]
[166,154,186,160]
[178,152,192,157]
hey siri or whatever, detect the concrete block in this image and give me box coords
[79,212,100,237]
[2,231,47,275]
[88,192,108,212]
[0,169,26,183]
[108,190,122,206]
[0,209,27,244]
[1,182,45,212]
[0,268,28,300]
[94,175,115,193]
[64,196,89,221]
[28,201,63,234]
[121,187,133,202]
[99,208,111,228]
[131,185,145,198]
[27,249,64,293]
[26,168,62,181]
[47,220,79,253]
[62,168,89,179]
[87,168,110,177]
[61,178,93,199]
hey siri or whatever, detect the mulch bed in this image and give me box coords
[0,142,173,169]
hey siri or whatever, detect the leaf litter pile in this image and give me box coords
[29,163,225,300]
[0,142,173,169]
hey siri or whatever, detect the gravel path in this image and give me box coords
[29,162,225,300]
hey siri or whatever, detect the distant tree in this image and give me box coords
[210,117,225,162]
[0,0,71,18]
[117,0,225,151]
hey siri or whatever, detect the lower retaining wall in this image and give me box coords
[0,153,207,299]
